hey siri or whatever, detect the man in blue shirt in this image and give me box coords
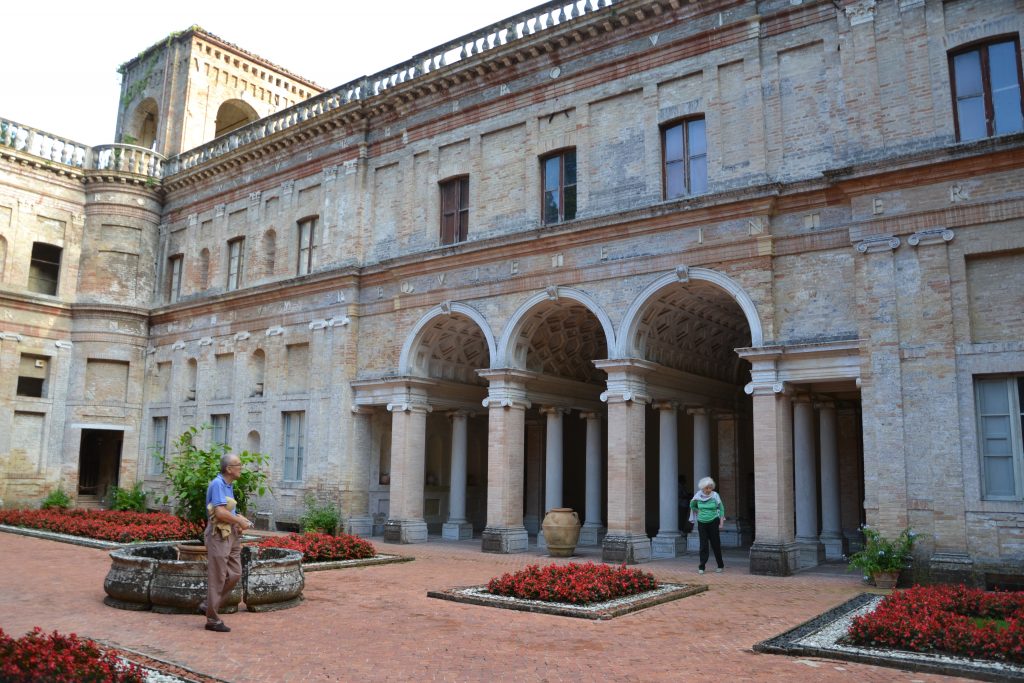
[201,453,253,632]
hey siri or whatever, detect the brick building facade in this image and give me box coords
[1,0,1022,583]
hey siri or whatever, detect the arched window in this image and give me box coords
[126,98,159,150]
[214,99,259,138]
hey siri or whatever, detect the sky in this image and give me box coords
[4,0,542,146]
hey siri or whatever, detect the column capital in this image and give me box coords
[744,380,790,396]
[447,409,475,419]
[651,400,679,412]
[685,405,710,416]
[539,405,571,416]
[579,411,603,421]
[790,393,814,405]
[387,401,432,414]
[350,405,376,415]
[596,358,654,405]
[480,368,532,410]
[813,399,836,411]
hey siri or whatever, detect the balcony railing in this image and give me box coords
[4,0,617,181]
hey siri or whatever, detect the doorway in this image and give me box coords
[77,429,123,504]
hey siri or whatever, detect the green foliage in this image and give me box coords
[847,526,917,575]
[156,425,271,528]
[109,482,147,512]
[40,487,71,510]
[300,494,341,535]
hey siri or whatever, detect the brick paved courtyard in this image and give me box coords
[0,532,970,682]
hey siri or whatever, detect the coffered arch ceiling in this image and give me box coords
[632,281,751,385]
[513,302,609,385]
[409,313,490,385]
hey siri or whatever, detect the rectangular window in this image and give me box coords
[541,149,577,225]
[28,242,62,295]
[150,417,168,475]
[662,117,708,199]
[227,238,244,291]
[16,354,49,398]
[440,177,469,245]
[211,414,231,447]
[283,411,306,482]
[168,255,183,303]
[297,217,317,275]
[950,38,1024,142]
[975,376,1024,500]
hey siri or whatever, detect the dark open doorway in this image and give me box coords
[77,429,123,505]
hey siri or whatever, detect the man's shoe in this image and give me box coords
[205,621,230,632]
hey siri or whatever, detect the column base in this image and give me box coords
[819,532,845,560]
[481,526,529,554]
[441,520,474,541]
[652,532,686,559]
[523,514,541,536]
[926,552,976,586]
[383,519,428,544]
[749,541,800,576]
[345,515,374,538]
[536,530,546,550]
[601,533,652,564]
[720,519,753,548]
[844,528,864,553]
[578,523,604,547]
[686,533,700,552]
[796,537,825,568]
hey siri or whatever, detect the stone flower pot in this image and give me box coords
[871,570,900,589]
[542,508,581,557]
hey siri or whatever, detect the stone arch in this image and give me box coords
[497,287,615,381]
[399,302,496,384]
[125,98,159,149]
[246,430,261,453]
[249,348,266,396]
[214,99,259,138]
[617,267,761,384]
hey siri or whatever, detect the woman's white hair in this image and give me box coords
[697,476,716,490]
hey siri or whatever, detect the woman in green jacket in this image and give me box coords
[689,476,725,575]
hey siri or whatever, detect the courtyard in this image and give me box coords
[0,531,971,682]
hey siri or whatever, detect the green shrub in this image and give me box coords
[109,482,147,512]
[40,487,71,510]
[300,494,340,535]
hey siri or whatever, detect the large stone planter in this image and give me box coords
[542,508,581,557]
[104,543,303,613]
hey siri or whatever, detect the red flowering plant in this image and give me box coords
[487,562,658,605]
[0,508,200,543]
[256,532,376,562]
[846,584,1024,663]
[0,627,146,683]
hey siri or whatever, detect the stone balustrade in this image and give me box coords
[6,0,618,180]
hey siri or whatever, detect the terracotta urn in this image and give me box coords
[542,508,581,557]
[871,570,900,589]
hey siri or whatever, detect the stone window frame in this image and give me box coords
[948,35,1024,142]
[16,353,50,398]
[167,254,183,303]
[282,410,306,482]
[439,175,469,245]
[974,375,1024,501]
[661,115,708,200]
[540,148,577,225]
[27,242,62,296]
[226,237,245,291]
[296,216,317,276]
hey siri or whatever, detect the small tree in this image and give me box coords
[156,425,270,534]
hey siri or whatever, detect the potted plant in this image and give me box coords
[299,493,341,535]
[847,526,916,589]
[156,425,271,546]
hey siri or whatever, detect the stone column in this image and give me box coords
[716,412,746,548]
[442,410,473,540]
[384,384,431,544]
[687,406,712,552]
[793,395,823,567]
[523,418,545,535]
[537,405,568,550]
[817,401,843,559]
[746,379,799,575]
[652,401,684,558]
[578,411,604,546]
[477,369,531,553]
[595,359,653,564]
[345,406,374,537]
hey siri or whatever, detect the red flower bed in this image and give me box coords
[0,508,200,543]
[257,532,376,562]
[487,562,658,605]
[847,584,1024,663]
[0,627,145,683]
